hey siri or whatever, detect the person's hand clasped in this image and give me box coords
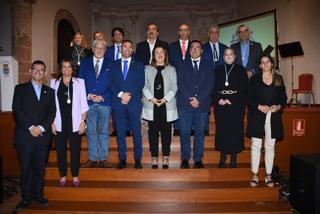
[121,92,131,104]
[30,126,42,137]
[270,105,281,113]
[189,97,199,108]
[258,105,270,114]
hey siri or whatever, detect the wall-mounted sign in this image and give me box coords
[293,119,306,136]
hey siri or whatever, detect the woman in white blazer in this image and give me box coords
[142,46,178,169]
[50,59,89,187]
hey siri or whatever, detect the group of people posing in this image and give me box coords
[12,22,287,211]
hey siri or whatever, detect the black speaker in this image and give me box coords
[290,154,320,214]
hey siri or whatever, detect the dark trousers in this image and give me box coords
[148,120,172,157]
[16,142,49,201]
[113,104,142,161]
[55,131,82,177]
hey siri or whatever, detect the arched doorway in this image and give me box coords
[57,19,75,64]
[53,9,79,74]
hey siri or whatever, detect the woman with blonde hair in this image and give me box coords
[246,54,287,187]
[67,32,90,73]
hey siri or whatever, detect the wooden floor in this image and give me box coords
[3,120,292,213]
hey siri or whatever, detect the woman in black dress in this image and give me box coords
[246,54,287,187]
[213,48,248,168]
[66,32,90,74]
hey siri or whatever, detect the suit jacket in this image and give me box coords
[202,42,228,71]
[142,65,178,122]
[12,81,56,144]
[78,56,112,106]
[135,39,169,65]
[231,41,263,74]
[50,77,89,132]
[246,73,287,140]
[108,58,145,111]
[177,58,214,112]
[105,45,117,61]
[168,40,190,68]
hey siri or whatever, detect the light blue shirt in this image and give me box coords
[114,44,122,60]
[31,80,42,100]
[240,40,250,68]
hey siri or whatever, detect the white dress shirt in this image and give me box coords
[93,56,104,76]
[209,41,220,61]
[147,39,156,64]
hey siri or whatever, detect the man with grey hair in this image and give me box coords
[231,24,263,78]
[78,38,113,168]
[202,25,228,136]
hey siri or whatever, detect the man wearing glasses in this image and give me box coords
[231,24,263,78]
[12,60,56,211]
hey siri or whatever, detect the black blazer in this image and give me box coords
[246,73,287,140]
[168,40,191,68]
[135,39,169,65]
[231,41,263,73]
[12,81,56,144]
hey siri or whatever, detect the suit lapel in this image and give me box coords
[176,41,183,60]
[237,43,243,66]
[27,81,40,102]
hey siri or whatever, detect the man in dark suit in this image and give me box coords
[109,40,145,169]
[168,24,191,136]
[202,25,228,136]
[231,24,263,78]
[135,23,169,65]
[12,60,56,212]
[78,38,113,168]
[177,40,214,169]
[105,27,131,137]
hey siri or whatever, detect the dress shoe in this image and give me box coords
[59,177,66,187]
[117,160,127,169]
[134,159,142,169]
[82,160,98,168]
[33,197,49,207]
[204,130,209,136]
[99,160,112,168]
[193,161,205,169]
[180,160,190,169]
[14,199,31,212]
[111,130,117,136]
[151,157,158,169]
[173,129,180,136]
[73,177,80,187]
[126,131,131,136]
[218,161,227,168]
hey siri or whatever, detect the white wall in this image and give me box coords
[236,0,320,104]
[32,0,92,75]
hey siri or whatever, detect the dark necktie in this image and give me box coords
[213,44,218,62]
[193,60,199,73]
[94,59,100,78]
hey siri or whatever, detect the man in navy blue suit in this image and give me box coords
[202,25,228,136]
[168,24,191,136]
[109,40,145,169]
[78,38,113,168]
[105,27,131,137]
[231,24,263,78]
[177,40,214,169]
[12,60,56,211]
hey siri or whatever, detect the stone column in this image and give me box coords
[12,0,34,83]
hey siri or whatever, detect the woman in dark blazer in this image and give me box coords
[51,59,89,187]
[246,54,287,187]
[142,46,178,169]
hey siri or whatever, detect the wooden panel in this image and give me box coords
[0,112,20,176]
